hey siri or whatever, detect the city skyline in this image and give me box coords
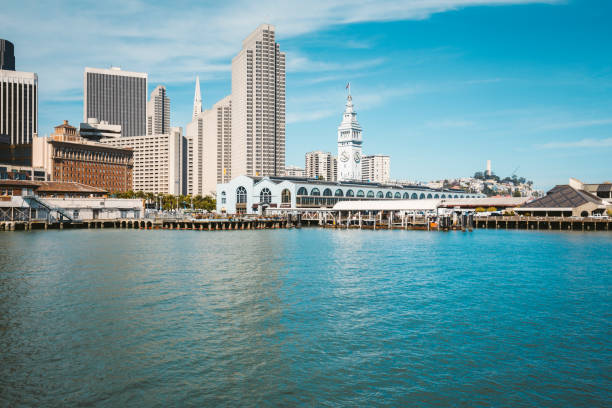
[2,0,611,188]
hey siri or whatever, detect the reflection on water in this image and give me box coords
[1,229,611,406]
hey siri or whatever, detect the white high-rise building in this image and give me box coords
[231,24,286,178]
[0,69,38,146]
[305,151,337,181]
[362,154,390,183]
[185,91,232,197]
[337,90,362,182]
[486,159,492,176]
[146,85,170,135]
[101,127,184,195]
[83,67,147,137]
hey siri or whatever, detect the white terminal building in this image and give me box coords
[216,175,483,214]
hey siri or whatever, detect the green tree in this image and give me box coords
[512,189,522,197]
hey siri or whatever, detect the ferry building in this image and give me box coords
[216,90,483,214]
[216,175,483,214]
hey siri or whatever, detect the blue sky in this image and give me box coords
[2,0,611,189]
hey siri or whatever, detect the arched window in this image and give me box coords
[386,192,392,198]
[346,189,354,197]
[419,193,425,199]
[311,188,320,196]
[441,194,446,198]
[335,189,344,197]
[367,191,375,198]
[377,191,384,198]
[411,193,418,199]
[357,190,365,197]
[403,192,409,199]
[281,189,291,203]
[221,191,226,204]
[323,188,332,196]
[297,187,308,196]
[236,186,247,203]
[427,193,432,199]
[260,188,272,204]
[394,192,401,199]
[434,194,439,199]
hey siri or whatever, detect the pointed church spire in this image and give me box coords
[192,76,202,120]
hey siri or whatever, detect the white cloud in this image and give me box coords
[539,119,612,130]
[426,119,475,129]
[0,0,560,101]
[538,138,612,149]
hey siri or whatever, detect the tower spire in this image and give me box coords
[192,76,202,120]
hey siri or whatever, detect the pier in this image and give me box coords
[0,217,292,231]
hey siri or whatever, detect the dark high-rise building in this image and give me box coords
[0,70,38,166]
[0,39,15,71]
[83,67,147,137]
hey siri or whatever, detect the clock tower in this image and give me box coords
[337,88,363,182]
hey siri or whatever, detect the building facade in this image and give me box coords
[284,165,305,178]
[217,175,483,214]
[101,127,183,195]
[337,92,362,182]
[33,120,133,192]
[0,39,15,71]
[79,118,122,141]
[186,95,232,197]
[147,85,170,135]
[305,151,337,181]
[231,24,286,178]
[362,154,390,183]
[0,69,38,165]
[83,67,147,137]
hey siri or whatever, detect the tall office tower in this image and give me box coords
[362,154,390,183]
[83,67,147,137]
[146,85,170,135]
[101,127,183,195]
[305,151,337,181]
[192,76,202,120]
[0,69,38,165]
[231,24,286,178]
[337,91,362,182]
[186,95,232,196]
[0,40,15,71]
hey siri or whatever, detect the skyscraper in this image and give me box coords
[186,93,232,196]
[0,39,15,71]
[1,43,37,165]
[83,67,147,137]
[146,85,170,135]
[337,91,362,182]
[192,76,202,120]
[231,24,285,178]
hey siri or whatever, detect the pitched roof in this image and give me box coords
[521,185,602,208]
[36,181,107,194]
[0,179,40,187]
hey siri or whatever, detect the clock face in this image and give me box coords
[354,152,361,163]
[340,151,350,162]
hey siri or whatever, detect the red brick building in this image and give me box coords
[33,120,133,192]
